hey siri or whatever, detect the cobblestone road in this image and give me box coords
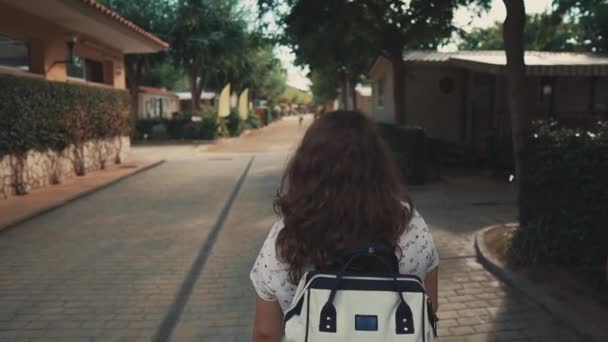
[0,116,581,341]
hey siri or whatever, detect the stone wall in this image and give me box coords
[0,136,130,198]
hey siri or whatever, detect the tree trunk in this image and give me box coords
[127,58,144,121]
[503,0,528,197]
[340,72,348,110]
[390,52,406,124]
[189,63,200,111]
[351,83,358,111]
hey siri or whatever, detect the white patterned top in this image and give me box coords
[250,210,440,313]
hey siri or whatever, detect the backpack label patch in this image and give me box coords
[355,315,378,331]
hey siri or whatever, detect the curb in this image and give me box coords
[475,225,608,342]
[0,160,165,232]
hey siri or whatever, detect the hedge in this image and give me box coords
[0,75,131,158]
[510,120,608,282]
[377,123,427,185]
[135,118,216,141]
[134,109,258,141]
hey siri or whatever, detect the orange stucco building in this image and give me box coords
[0,0,168,88]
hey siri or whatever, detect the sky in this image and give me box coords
[246,0,553,91]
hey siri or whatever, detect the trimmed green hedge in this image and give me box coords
[0,75,130,158]
[134,110,223,141]
[510,121,608,282]
[377,124,427,185]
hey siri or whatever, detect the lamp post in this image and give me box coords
[65,34,78,64]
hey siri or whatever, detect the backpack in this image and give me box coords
[283,244,438,342]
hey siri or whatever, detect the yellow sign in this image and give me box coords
[218,84,231,118]
[238,88,249,120]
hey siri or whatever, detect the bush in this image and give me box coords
[166,114,191,139]
[134,119,160,139]
[182,122,201,140]
[377,124,427,185]
[245,112,262,129]
[0,75,130,158]
[200,110,218,140]
[133,110,219,141]
[267,108,281,123]
[510,120,608,282]
[227,110,244,137]
[150,123,168,140]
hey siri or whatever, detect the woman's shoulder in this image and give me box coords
[257,220,285,261]
[267,219,284,241]
[408,209,429,231]
[398,209,432,247]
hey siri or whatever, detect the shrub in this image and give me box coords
[0,75,130,158]
[510,120,608,282]
[150,123,168,140]
[377,124,427,185]
[245,112,262,129]
[200,111,218,140]
[268,108,281,123]
[134,119,160,139]
[182,122,201,140]
[166,114,190,139]
[227,110,244,137]
[133,110,220,141]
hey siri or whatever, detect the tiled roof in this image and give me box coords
[403,51,455,62]
[81,0,169,49]
[403,50,608,66]
[402,50,608,76]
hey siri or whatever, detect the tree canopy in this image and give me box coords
[100,0,288,109]
[554,0,608,53]
[459,13,584,51]
[259,0,490,121]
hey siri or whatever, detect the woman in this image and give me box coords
[250,111,439,342]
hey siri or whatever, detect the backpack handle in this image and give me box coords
[319,245,414,334]
[335,243,399,273]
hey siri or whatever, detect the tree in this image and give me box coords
[310,69,340,107]
[99,0,173,117]
[259,0,490,123]
[282,0,376,110]
[554,0,608,53]
[246,44,287,105]
[140,62,185,90]
[459,13,583,51]
[172,0,248,110]
[503,0,527,193]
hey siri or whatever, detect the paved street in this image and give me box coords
[0,115,581,341]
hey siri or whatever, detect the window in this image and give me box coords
[377,77,385,108]
[68,56,104,83]
[67,56,85,79]
[0,34,30,70]
[85,59,104,83]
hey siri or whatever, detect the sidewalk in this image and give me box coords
[0,159,163,231]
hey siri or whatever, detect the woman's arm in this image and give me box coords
[425,266,439,313]
[252,295,283,342]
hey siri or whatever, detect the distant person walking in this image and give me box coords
[298,115,303,126]
[314,106,325,120]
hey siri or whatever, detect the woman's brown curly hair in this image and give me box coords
[274,110,413,284]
